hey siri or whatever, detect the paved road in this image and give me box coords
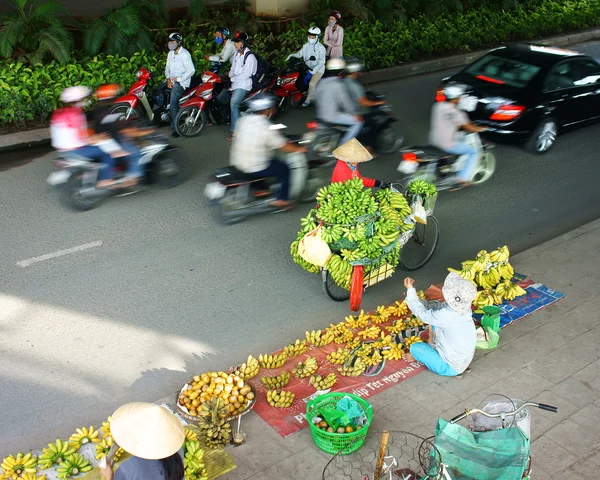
[2,41,600,456]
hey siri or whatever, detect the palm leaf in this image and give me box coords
[0,16,28,57]
[127,0,169,26]
[36,25,72,63]
[83,18,110,56]
[106,4,141,36]
[188,0,208,21]
[30,0,69,24]
[105,26,128,55]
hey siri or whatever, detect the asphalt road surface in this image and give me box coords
[2,41,600,456]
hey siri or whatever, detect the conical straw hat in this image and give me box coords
[110,403,185,460]
[332,138,373,163]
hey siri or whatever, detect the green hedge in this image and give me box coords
[2,0,600,126]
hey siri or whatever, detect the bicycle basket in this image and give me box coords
[407,192,437,216]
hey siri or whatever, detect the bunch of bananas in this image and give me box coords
[489,246,510,264]
[319,224,344,243]
[198,399,232,449]
[388,300,409,318]
[284,339,308,357]
[353,343,374,358]
[383,343,404,361]
[417,290,427,300]
[340,248,366,263]
[261,371,291,390]
[357,326,381,340]
[183,441,208,480]
[309,372,338,391]
[258,352,287,369]
[38,439,75,469]
[235,355,260,380]
[333,327,354,345]
[495,280,527,301]
[327,347,351,364]
[476,267,501,289]
[403,316,423,328]
[100,416,112,438]
[371,332,394,349]
[390,191,412,213]
[448,266,478,282]
[325,254,352,290]
[338,358,366,377]
[19,474,46,480]
[292,357,318,378]
[347,336,363,349]
[497,261,515,281]
[1,453,37,478]
[362,349,383,367]
[342,224,367,242]
[386,321,405,335]
[185,428,199,442]
[56,454,92,479]
[305,329,334,347]
[404,335,423,348]
[95,437,124,462]
[68,426,100,449]
[473,289,500,308]
[266,390,296,408]
[370,305,391,324]
[344,312,370,330]
[407,180,437,197]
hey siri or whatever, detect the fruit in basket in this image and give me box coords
[38,439,76,469]
[68,426,100,448]
[327,347,351,364]
[382,343,404,361]
[56,453,92,478]
[309,372,338,391]
[266,389,296,408]
[261,371,291,390]
[292,357,318,378]
[496,280,527,301]
[258,352,287,369]
[305,329,334,347]
[198,398,232,449]
[95,437,124,461]
[338,358,366,377]
[284,339,308,357]
[1,452,38,478]
[183,440,208,480]
[362,349,383,367]
[235,355,260,380]
[407,180,437,197]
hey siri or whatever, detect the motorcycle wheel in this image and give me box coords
[376,122,404,155]
[156,149,189,188]
[298,169,329,204]
[111,103,145,122]
[470,151,496,185]
[60,172,105,212]
[175,106,207,137]
[218,189,247,225]
[310,134,339,161]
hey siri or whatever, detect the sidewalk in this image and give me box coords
[175,219,600,479]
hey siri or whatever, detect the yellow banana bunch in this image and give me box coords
[68,426,100,449]
[370,305,391,324]
[38,439,76,469]
[383,343,404,361]
[448,266,477,282]
[56,453,92,479]
[417,290,427,300]
[404,335,423,348]
[495,280,527,301]
[362,349,383,367]
[476,267,501,289]
[100,416,112,438]
[258,352,287,369]
[95,437,124,461]
[372,333,394,349]
[309,372,337,391]
[292,357,318,378]
[498,261,515,280]
[327,347,351,365]
[388,300,409,317]
[489,245,510,264]
[305,329,334,347]
[1,452,37,478]
[473,289,497,308]
[338,358,366,377]
[20,474,47,480]
[357,325,381,340]
[344,313,369,330]
[347,337,363,349]
[235,355,260,379]
[476,250,491,265]
[386,321,405,335]
[283,339,308,358]
[266,390,295,408]
[333,328,354,344]
[261,371,291,390]
[185,428,199,442]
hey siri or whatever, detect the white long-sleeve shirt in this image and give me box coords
[165,47,195,89]
[229,48,257,91]
[289,41,326,74]
[406,288,476,374]
[208,39,236,65]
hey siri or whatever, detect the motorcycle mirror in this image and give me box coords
[269,123,287,130]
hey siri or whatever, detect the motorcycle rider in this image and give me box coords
[227,31,257,141]
[315,58,363,146]
[344,61,385,111]
[50,86,115,188]
[164,32,195,137]
[230,93,307,208]
[204,27,236,66]
[429,83,488,190]
[286,26,326,108]
[331,138,388,188]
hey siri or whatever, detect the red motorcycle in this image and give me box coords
[271,57,311,111]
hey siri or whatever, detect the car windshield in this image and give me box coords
[464,54,541,88]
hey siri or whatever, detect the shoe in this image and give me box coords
[302,100,312,107]
[171,131,180,138]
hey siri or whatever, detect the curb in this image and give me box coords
[2,27,600,154]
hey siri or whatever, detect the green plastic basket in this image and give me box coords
[306,392,373,455]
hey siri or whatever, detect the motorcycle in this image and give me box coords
[47,131,189,211]
[304,91,404,160]
[397,131,496,190]
[204,124,331,225]
[270,57,311,111]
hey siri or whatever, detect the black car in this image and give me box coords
[437,44,600,154]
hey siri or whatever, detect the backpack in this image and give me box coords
[243,50,271,90]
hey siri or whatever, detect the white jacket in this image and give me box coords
[289,42,326,75]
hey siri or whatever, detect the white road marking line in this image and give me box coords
[17,241,103,268]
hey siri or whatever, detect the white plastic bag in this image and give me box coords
[411,195,427,225]
[398,159,419,175]
[298,225,332,267]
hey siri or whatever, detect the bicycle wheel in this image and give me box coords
[399,216,440,271]
[322,269,350,302]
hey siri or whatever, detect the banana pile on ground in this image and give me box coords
[258,352,287,369]
[198,398,232,449]
[183,440,208,480]
[234,355,260,380]
[178,372,255,418]
[309,372,338,391]
[305,329,335,347]
[338,358,367,377]
[283,339,308,357]
[266,390,296,408]
[292,357,319,378]
[261,371,291,390]
[290,178,416,290]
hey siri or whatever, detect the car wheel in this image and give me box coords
[526,118,557,154]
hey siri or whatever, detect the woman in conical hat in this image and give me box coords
[330,138,388,188]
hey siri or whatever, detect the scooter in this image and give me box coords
[47,131,188,211]
[270,57,311,111]
[204,124,331,225]
[398,131,496,190]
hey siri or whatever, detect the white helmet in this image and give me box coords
[60,86,91,103]
[326,58,346,71]
[443,83,467,100]
[308,26,322,37]
[345,61,364,74]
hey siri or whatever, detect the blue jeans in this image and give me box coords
[120,140,143,178]
[332,113,364,145]
[230,88,249,133]
[410,342,459,377]
[74,145,114,181]
[170,83,185,130]
[445,142,477,183]
[251,159,290,200]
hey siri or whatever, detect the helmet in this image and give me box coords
[216,26,230,38]
[345,61,364,74]
[329,10,341,20]
[308,26,321,37]
[233,31,249,48]
[443,83,467,100]
[168,32,183,44]
[326,58,346,71]
[60,86,91,103]
[246,92,277,113]
[96,84,120,101]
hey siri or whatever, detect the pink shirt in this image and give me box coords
[324,25,344,58]
[50,107,88,150]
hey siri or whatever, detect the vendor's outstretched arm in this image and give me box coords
[406,288,451,327]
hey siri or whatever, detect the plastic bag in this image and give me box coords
[411,195,427,225]
[475,326,499,350]
[298,224,332,267]
[320,409,349,429]
[336,396,367,427]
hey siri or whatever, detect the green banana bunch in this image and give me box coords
[56,454,92,479]
[390,192,410,210]
[407,180,437,197]
[1,452,38,478]
[183,440,208,480]
[261,371,291,389]
[39,439,76,469]
[326,254,352,290]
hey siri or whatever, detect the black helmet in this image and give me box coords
[246,92,277,113]
[233,31,249,48]
[216,26,230,38]
[168,32,183,44]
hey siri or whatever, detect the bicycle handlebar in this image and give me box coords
[450,401,558,424]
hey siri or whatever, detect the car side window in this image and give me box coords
[572,59,600,86]
[544,61,579,91]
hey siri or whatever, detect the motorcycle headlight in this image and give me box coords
[136,70,143,78]
[276,78,284,86]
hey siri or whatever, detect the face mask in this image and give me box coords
[308,37,317,44]
[215,37,223,45]
[329,20,336,27]
[168,42,177,51]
